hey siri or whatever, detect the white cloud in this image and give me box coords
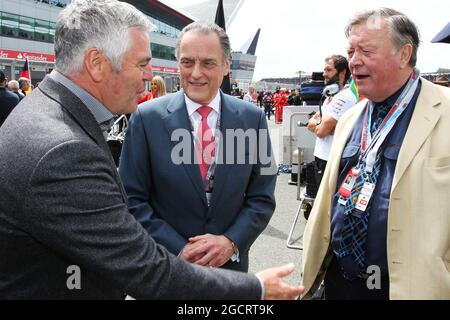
[164,0,450,81]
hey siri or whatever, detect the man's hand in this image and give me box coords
[256,263,304,300]
[179,241,206,263]
[314,114,337,138]
[307,112,321,132]
[182,234,234,268]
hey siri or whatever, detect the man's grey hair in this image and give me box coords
[345,8,420,67]
[55,0,153,75]
[176,21,231,64]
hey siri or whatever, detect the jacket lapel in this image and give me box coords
[209,92,244,208]
[392,79,441,191]
[327,102,366,195]
[163,90,208,206]
[38,77,127,200]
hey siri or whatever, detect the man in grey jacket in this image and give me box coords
[0,0,303,299]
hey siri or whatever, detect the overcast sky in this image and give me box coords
[164,0,450,81]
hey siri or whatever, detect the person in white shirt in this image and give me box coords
[243,86,256,104]
[307,55,359,190]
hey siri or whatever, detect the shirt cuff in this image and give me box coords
[255,274,265,300]
[230,248,240,262]
[228,239,240,262]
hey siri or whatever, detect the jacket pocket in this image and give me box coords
[383,144,401,160]
[341,144,360,159]
[425,155,450,169]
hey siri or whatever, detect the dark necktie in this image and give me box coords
[335,104,391,279]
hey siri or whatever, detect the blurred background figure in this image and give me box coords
[288,89,301,105]
[0,70,20,127]
[307,54,357,191]
[151,75,167,98]
[273,87,288,124]
[18,77,31,96]
[263,91,273,120]
[7,80,25,101]
[138,89,153,104]
[243,85,256,104]
[257,90,264,107]
[138,76,167,104]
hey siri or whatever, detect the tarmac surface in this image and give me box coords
[248,116,307,286]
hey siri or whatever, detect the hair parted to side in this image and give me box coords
[325,54,351,83]
[345,7,420,67]
[55,0,153,75]
[176,21,231,64]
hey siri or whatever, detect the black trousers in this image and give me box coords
[324,255,389,300]
[264,104,272,119]
[314,156,327,189]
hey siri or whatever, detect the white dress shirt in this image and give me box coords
[185,90,221,136]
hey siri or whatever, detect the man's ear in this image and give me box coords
[399,44,413,69]
[223,57,231,76]
[84,48,109,83]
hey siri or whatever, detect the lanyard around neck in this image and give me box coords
[359,68,420,174]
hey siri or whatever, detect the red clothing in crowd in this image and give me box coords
[138,92,153,104]
[273,92,288,123]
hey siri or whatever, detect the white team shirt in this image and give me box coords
[313,87,358,161]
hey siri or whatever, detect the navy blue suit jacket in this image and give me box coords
[119,90,276,271]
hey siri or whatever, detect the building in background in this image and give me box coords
[173,0,260,89]
[230,28,260,91]
[0,0,193,92]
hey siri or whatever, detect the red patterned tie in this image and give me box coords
[196,106,215,184]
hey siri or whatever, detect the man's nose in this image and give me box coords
[191,62,202,78]
[143,64,153,81]
[349,51,362,69]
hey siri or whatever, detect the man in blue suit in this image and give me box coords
[119,22,277,272]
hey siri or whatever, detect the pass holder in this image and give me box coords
[338,167,360,205]
[354,177,375,213]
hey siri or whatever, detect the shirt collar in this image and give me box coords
[49,70,115,127]
[185,90,221,117]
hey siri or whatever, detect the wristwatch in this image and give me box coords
[230,241,238,254]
